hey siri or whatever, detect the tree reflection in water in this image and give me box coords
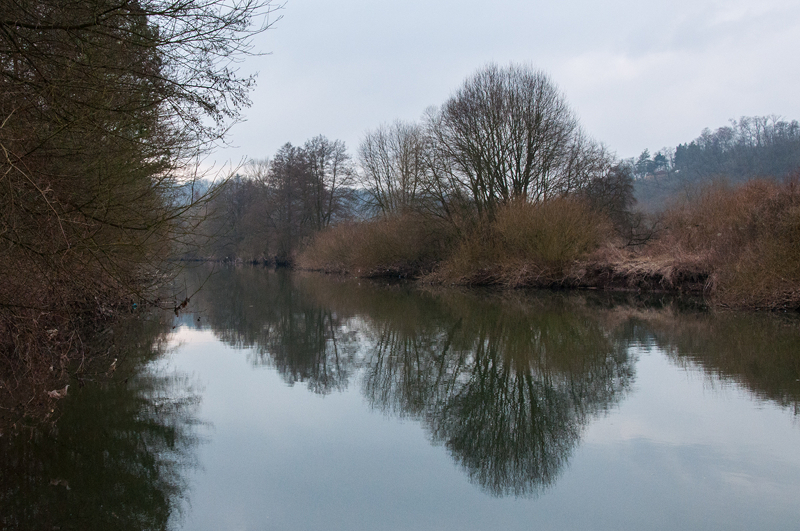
[635,310,800,415]
[189,268,359,394]
[190,269,636,497]
[187,268,800,496]
[0,315,203,531]
[358,290,634,497]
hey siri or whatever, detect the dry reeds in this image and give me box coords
[645,178,800,308]
[439,198,612,285]
[297,213,455,276]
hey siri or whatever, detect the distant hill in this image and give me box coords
[631,116,800,212]
[173,178,213,206]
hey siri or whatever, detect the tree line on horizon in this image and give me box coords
[201,65,800,267]
[630,116,800,211]
[200,64,642,264]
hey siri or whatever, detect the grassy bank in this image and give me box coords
[299,179,800,310]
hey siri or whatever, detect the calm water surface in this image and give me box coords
[3,268,800,530]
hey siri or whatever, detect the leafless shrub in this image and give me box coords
[436,198,612,285]
[298,213,455,276]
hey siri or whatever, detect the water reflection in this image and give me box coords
[350,290,634,496]
[189,269,636,496]
[185,268,800,497]
[7,270,800,529]
[0,315,203,531]
[191,269,359,393]
[637,310,800,414]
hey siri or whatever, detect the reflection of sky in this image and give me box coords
[170,328,800,531]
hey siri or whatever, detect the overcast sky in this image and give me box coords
[211,0,800,166]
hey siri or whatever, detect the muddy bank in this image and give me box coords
[300,258,712,296]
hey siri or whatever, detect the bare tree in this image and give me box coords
[199,137,359,264]
[357,121,428,216]
[201,166,274,261]
[263,143,310,264]
[304,136,355,229]
[428,64,602,219]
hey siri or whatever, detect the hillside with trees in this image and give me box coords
[632,116,800,211]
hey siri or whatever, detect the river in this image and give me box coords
[2,267,799,530]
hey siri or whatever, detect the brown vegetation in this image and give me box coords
[435,198,611,286]
[647,178,800,308]
[299,198,611,286]
[299,177,800,311]
[297,213,455,276]
[567,177,800,308]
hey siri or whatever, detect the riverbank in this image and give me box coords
[297,179,800,311]
[298,252,711,297]
[419,253,710,294]
[0,282,187,426]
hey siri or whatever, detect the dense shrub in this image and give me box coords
[652,178,800,308]
[298,213,455,275]
[440,198,611,284]
[494,199,610,270]
[301,198,611,285]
